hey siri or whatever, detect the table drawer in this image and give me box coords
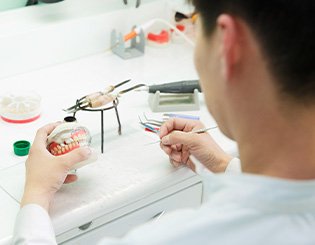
[59,182,202,244]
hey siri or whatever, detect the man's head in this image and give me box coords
[191,0,315,140]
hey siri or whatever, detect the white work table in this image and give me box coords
[0,2,238,244]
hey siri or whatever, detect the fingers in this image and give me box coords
[64,174,78,184]
[32,122,61,147]
[186,159,196,172]
[161,143,188,168]
[170,151,182,162]
[160,132,193,166]
[58,147,91,169]
[168,154,196,172]
[161,130,197,146]
[160,143,172,155]
[168,153,193,170]
[181,145,190,163]
[169,157,182,168]
[159,118,199,138]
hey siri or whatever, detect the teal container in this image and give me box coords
[0,0,28,12]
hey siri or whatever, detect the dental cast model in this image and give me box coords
[47,117,95,171]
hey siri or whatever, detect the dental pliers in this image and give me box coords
[63,79,145,113]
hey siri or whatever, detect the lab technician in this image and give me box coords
[13,0,315,244]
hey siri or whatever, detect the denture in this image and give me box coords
[47,119,91,156]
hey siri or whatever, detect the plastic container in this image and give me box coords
[0,91,41,123]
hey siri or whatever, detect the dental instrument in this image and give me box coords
[63,80,145,114]
[163,113,200,121]
[143,113,164,126]
[136,80,201,94]
[138,115,160,133]
[63,79,130,113]
[146,126,217,145]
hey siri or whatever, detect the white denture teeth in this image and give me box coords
[65,138,72,144]
[47,120,91,158]
[47,122,78,144]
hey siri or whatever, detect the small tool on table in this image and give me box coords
[146,126,217,145]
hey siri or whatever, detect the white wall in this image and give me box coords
[0,0,178,79]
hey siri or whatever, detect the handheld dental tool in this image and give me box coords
[146,126,217,145]
[137,80,201,94]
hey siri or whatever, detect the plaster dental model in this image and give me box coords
[47,116,96,170]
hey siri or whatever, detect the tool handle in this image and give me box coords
[85,92,103,101]
[103,85,115,94]
[85,85,115,100]
[89,94,117,108]
[148,80,201,94]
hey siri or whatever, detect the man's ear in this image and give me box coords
[217,14,242,81]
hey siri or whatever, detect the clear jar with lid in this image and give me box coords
[0,90,41,123]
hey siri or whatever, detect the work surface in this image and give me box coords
[0,25,238,245]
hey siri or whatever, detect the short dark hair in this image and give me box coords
[191,0,315,105]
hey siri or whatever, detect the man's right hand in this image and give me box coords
[159,118,232,173]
